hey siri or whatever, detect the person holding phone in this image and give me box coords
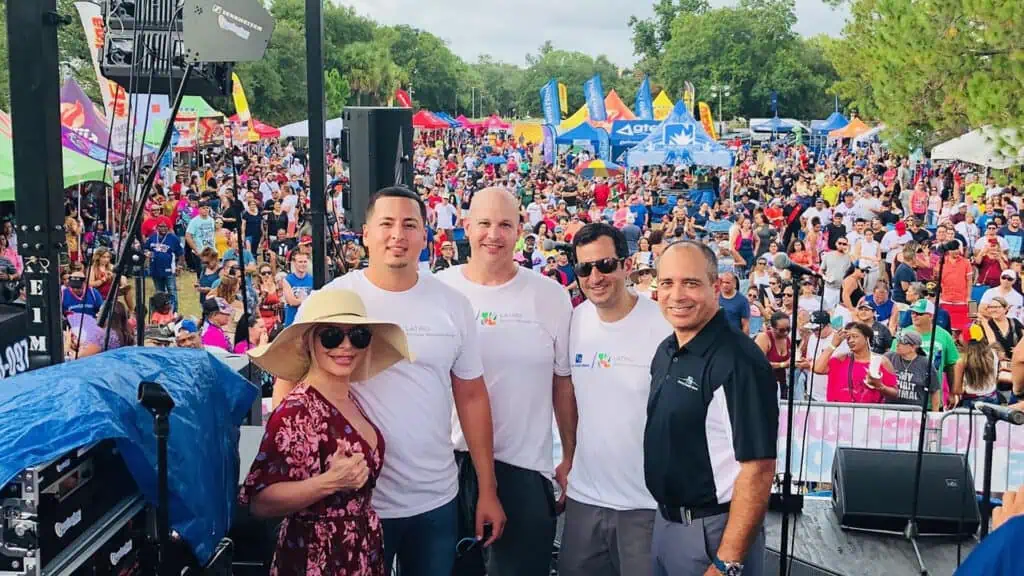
[813,322,897,404]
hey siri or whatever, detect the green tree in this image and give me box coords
[826,0,1024,152]
[628,0,710,73]
[56,0,102,103]
[324,68,350,119]
[515,45,633,118]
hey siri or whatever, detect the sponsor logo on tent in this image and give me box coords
[615,122,657,138]
[664,123,694,146]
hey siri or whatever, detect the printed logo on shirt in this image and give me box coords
[597,353,613,368]
[479,312,498,327]
[476,310,534,327]
[677,376,700,391]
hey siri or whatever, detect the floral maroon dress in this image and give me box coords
[238,384,385,576]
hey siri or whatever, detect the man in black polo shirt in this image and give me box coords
[645,241,778,576]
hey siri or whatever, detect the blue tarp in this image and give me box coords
[0,348,258,564]
[625,101,735,169]
[810,111,849,134]
[751,116,799,133]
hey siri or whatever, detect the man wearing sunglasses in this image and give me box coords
[438,187,572,576]
[559,223,671,576]
[285,186,504,576]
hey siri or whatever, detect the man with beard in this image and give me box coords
[437,187,573,576]
[558,223,671,576]
[645,241,778,576]
[274,187,506,575]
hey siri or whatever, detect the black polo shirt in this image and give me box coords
[644,310,779,509]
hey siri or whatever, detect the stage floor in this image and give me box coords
[765,497,977,575]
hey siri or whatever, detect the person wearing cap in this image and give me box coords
[277,186,504,575]
[432,241,458,273]
[436,188,572,576]
[974,220,1009,286]
[820,234,851,310]
[890,299,960,400]
[854,297,893,354]
[200,297,236,352]
[883,324,941,408]
[185,202,216,261]
[241,289,412,576]
[174,318,202,349]
[980,270,1024,321]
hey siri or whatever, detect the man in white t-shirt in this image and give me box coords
[275,187,505,575]
[558,222,672,576]
[438,187,573,576]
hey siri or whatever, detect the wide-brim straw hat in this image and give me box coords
[248,289,413,382]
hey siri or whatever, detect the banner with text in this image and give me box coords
[777,403,1024,492]
[539,79,561,126]
[635,76,654,120]
[558,83,568,119]
[584,75,608,122]
[698,102,718,140]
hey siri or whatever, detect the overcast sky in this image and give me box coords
[340,0,848,68]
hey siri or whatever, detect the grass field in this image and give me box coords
[144,276,202,319]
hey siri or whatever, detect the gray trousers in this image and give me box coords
[651,510,766,576]
[558,498,655,576]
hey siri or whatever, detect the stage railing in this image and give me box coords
[777,401,1023,492]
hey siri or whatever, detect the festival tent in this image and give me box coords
[479,115,512,131]
[750,116,804,133]
[829,118,871,140]
[555,122,605,150]
[0,110,112,202]
[931,127,1024,169]
[177,96,224,119]
[653,91,674,121]
[604,90,637,122]
[433,112,462,128]
[277,117,344,139]
[559,105,590,131]
[413,110,449,130]
[456,115,477,128]
[624,101,735,169]
[227,115,281,139]
[853,123,886,145]
[811,111,849,134]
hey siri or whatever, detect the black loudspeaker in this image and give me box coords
[831,447,979,536]
[341,107,414,231]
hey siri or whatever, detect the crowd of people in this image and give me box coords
[15,124,1024,574]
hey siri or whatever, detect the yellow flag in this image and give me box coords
[558,83,568,119]
[231,73,257,143]
[683,82,696,118]
[698,102,718,140]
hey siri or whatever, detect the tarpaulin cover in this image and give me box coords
[0,348,258,564]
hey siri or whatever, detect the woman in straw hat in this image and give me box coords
[239,289,412,576]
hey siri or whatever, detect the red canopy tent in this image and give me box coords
[413,110,449,130]
[228,114,281,139]
[479,114,512,130]
[455,114,480,129]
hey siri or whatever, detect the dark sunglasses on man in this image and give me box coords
[574,257,623,278]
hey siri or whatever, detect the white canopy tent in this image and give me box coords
[931,127,1024,169]
[853,124,886,145]
[278,117,344,139]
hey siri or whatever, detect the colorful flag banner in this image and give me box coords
[583,75,608,122]
[539,79,560,126]
[558,83,568,119]
[698,102,718,140]
[635,76,654,120]
[395,89,412,108]
[231,73,257,143]
[683,82,696,120]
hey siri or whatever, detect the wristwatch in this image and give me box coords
[713,556,744,575]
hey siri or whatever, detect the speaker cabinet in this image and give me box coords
[341,107,414,231]
[832,447,979,536]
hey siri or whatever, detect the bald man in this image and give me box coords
[437,187,574,576]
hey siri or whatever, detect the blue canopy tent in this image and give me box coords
[556,122,610,161]
[625,101,735,169]
[434,111,462,128]
[609,120,659,164]
[809,111,848,152]
[751,116,800,133]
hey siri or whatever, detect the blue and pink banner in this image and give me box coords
[539,79,561,126]
[61,127,125,165]
[634,76,654,120]
[583,75,607,122]
[60,79,114,150]
[541,124,557,165]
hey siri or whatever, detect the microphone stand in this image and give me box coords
[138,381,175,576]
[980,413,997,540]
[904,248,950,576]
[777,269,808,576]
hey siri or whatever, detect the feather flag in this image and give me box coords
[231,73,257,143]
[698,102,718,140]
[635,76,654,120]
[395,88,412,108]
[558,83,568,119]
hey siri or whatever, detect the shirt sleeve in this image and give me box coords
[451,290,485,381]
[723,351,779,462]
[551,286,573,377]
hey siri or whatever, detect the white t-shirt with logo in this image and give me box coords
[321,270,484,518]
[437,266,572,475]
[568,296,671,511]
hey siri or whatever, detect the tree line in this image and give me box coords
[0,0,1019,153]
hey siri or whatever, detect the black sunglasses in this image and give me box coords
[318,326,372,350]
[574,257,622,278]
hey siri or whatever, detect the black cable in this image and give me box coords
[956,403,975,567]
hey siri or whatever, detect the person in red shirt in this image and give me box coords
[141,206,173,239]
[938,237,973,335]
[592,178,611,208]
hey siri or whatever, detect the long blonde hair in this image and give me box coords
[962,339,997,390]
